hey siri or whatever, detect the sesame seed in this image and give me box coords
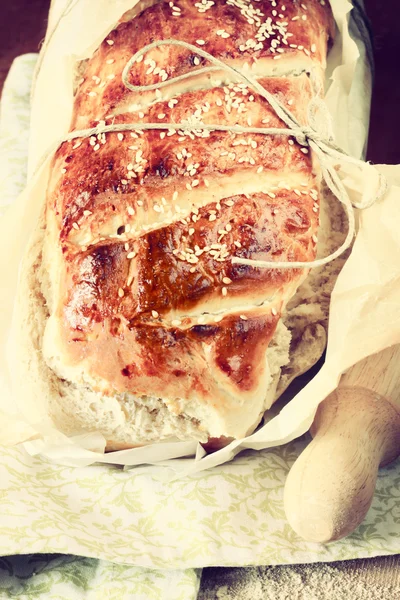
[152,310,159,318]
[222,287,228,296]
[107,74,115,80]
[127,206,135,215]
[121,179,128,185]
[106,39,114,45]
[196,39,206,45]
[83,210,92,217]
[301,147,309,154]
[127,252,136,259]
[272,307,277,316]
[158,113,166,119]
[222,277,232,284]
[240,315,248,321]
[311,43,317,53]
[72,222,79,230]
[171,319,182,326]
[117,133,124,141]
[312,234,318,243]
[118,288,124,298]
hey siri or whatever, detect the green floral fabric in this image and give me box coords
[0,55,37,211]
[0,440,399,570]
[0,555,200,600]
[0,51,399,600]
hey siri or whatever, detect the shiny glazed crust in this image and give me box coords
[38,0,335,447]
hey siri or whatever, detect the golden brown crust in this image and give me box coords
[52,75,314,244]
[63,189,317,323]
[72,0,334,127]
[60,311,280,402]
[43,0,334,442]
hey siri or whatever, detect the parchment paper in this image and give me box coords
[1,0,398,472]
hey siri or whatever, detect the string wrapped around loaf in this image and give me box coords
[28,0,355,449]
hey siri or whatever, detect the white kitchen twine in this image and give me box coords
[60,38,387,271]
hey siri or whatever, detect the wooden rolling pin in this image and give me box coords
[284,344,400,543]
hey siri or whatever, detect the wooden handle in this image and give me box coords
[284,386,400,543]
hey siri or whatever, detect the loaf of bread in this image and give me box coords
[17,0,344,451]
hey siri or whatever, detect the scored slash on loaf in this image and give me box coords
[20,0,337,450]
